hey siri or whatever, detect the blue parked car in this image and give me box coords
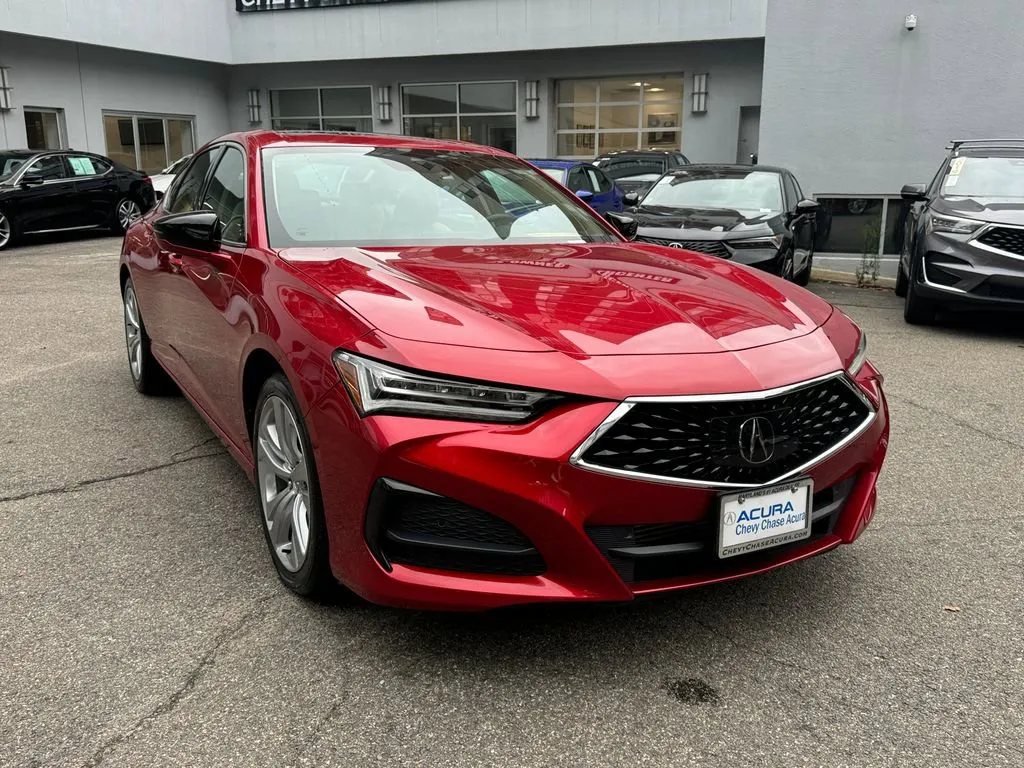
[528,159,630,215]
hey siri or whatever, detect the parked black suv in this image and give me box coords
[898,139,1024,323]
[593,150,690,197]
[0,149,155,250]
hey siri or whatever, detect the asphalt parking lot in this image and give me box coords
[1,236,1022,768]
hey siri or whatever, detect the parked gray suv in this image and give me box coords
[898,139,1024,323]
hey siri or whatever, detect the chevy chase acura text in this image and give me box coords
[119,131,889,610]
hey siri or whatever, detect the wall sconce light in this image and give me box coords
[905,14,918,31]
[0,68,12,111]
[247,89,261,125]
[691,74,708,114]
[524,80,540,120]
[378,86,393,123]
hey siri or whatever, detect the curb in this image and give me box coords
[811,267,896,289]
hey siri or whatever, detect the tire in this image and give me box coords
[903,258,937,325]
[253,374,334,598]
[122,279,175,395]
[113,197,143,234]
[0,207,15,251]
[894,258,909,298]
[794,253,813,287]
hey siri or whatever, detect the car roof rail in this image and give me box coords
[947,138,1024,152]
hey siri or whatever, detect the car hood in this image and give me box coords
[634,205,782,241]
[280,243,832,357]
[931,196,1024,226]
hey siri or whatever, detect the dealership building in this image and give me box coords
[0,0,1019,256]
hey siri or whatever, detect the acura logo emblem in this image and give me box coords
[738,417,775,465]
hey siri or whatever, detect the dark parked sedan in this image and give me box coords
[0,149,155,250]
[593,150,690,197]
[631,164,820,284]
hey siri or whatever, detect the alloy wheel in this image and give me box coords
[0,212,11,249]
[256,396,312,573]
[123,285,144,381]
[118,199,142,230]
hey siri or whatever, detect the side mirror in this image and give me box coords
[901,183,928,201]
[575,189,594,201]
[795,199,820,214]
[623,192,640,206]
[153,211,221,251]
[20,171,45,188]
[605,212,638,240]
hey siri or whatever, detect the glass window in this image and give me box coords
[814,198,884,254]
[167,149,216,214]
[556,75,684,158]
[590,168,613,194]
[261,146,616,248]
[0,153,30,181]
[202,147,246,244]
[884,198,911,255]
[24,110,64,150]
[459,83,516,114]
[25,155,67,181]
[402,84,458,115]
[270,87,374,132]
[643,169,784,214]
[566,166,589,193]
[103,113,194,173]
[321,87,373,117]
[782,174,798,209]
[401,81,517,153]
[538,167,566,184]
[104,115,137,169]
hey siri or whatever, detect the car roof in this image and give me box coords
[217,130,512,157]
[0,149,41,158]
[670,163,790,175]
[527,159,582,169]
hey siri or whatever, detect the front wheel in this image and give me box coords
[254,374,334,598]
[123,279,174,394]
[113,198,142,234]
[0,208,15,251]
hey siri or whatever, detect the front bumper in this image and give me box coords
[914,227,1024,308]
[306,365,889,611]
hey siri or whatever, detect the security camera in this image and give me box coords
[905,14,918,31]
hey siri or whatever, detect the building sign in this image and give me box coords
[237,0,417,11]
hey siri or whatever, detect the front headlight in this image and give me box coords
[729,234,785,250]
[926,213,983,235]
[333,351,557,423]
[848,330,868,376]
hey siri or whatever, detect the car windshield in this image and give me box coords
[596,158,666,181]
[941,155,1024,199]
[538,167,567,184]
[262,146,617,248]
[642,169,784,213]
[0,153,31,182]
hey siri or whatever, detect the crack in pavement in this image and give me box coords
[292,701,346,765]
[170,436,222,461]
[886,393,1024,453]
[82,595,276,768]
[0,450,227,504]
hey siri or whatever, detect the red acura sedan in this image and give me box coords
[119,131,889,610]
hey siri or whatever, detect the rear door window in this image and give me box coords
[167,149,218,213]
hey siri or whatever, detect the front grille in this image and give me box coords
[976,226,1024,258]
[366,480,546,577]
[638,237,732,259]
[587,476,855,583]
[577,376,873,487]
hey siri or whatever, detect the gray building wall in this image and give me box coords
[759,0,1024,196]
[229,40,765,161]
[0,33,231,154]
[0,0,233,62]
[226,0,767,64]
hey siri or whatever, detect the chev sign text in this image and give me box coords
[237,0,418,12]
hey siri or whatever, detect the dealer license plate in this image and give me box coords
[718,479,814,559]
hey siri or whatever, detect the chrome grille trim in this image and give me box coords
[569,371,877,490]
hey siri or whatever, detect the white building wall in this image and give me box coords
[226,0,768,65]
[0,0,233,62]
[0,33,231,156]
[228,40,765,162]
